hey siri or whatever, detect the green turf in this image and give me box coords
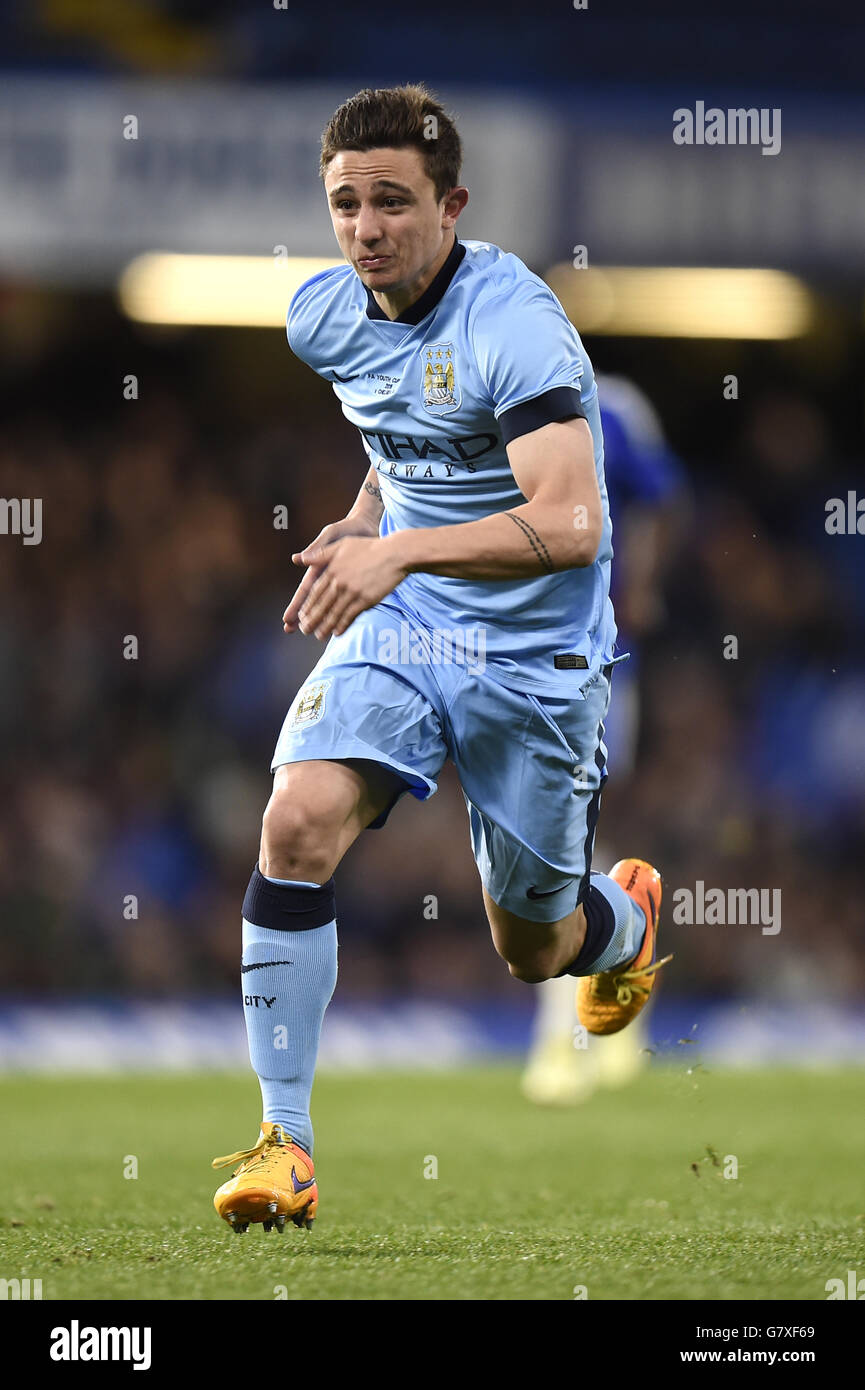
[1,1064,864,1300]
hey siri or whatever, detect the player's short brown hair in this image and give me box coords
[319,84,462,202]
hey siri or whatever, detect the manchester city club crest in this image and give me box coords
[288,678,332,729]
[421,342,460,415]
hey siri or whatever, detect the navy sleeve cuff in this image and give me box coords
[498,386,585,446]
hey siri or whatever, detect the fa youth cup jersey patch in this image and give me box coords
[285,238,619,695]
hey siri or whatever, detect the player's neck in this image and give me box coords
[371,233,456,321]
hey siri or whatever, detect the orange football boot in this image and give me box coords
[576,858,672,1036]
[211,1122,317,1234]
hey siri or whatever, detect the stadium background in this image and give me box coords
[0,0,863,1073]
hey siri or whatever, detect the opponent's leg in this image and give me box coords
[213,757,403,1233]
[521,972,600,1105]
[521,890,652,1105]
[594,1009,650,1088]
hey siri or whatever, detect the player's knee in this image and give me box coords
[259,790,340,883]
[506,947,562,985]
[489,902,574,983]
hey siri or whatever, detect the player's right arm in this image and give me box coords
[282,269,387,632]
[282,465,383,634]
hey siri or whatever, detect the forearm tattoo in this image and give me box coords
[363,480,382,501]
[505,512,555,574]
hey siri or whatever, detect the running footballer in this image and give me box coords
[211,84,672,1233]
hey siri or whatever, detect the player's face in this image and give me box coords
[324,147,466,308]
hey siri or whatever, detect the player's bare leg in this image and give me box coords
[484,889,588,983]
[259,758,403,883]
[483,859,671,1035]
[212,757,404,1234]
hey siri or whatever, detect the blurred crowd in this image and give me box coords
[0,309,863,1003]
[8,0,861,95]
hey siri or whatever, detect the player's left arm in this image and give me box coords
[293,417,601,639]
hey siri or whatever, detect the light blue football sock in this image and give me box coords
[575,872,647,975]
[240,868,338,1157]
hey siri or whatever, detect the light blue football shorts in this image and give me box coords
[271,597,616,923]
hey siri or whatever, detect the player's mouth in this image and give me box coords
[357,255,391,269]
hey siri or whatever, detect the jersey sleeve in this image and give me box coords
[285,280,314,363]
[285,265,351,374]
[470,275,587,445]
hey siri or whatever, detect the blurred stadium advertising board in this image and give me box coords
[0,1000,863,1072]
[0,78,558,282]
[0,78,863,284]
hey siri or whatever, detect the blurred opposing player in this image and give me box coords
[210,85,671,1232]
[522,375,685,1105]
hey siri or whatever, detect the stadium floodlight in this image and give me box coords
[544,265,813,339]
[117,253,344,328]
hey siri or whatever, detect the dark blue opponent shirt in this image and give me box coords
[287,235,620,695]
[596,372,684,657]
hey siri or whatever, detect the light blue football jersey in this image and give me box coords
[286,236,620,695]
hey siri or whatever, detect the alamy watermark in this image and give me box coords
[673,102,781,157]
[826,1269,865,1299]
[1,1276,42,1299]
[825,492,865,534]
[672,882,781,935]
[377,621,486,671]
[0,498,42,545]
[49,1322,151,1370]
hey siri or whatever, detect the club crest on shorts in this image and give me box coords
[421,342,460,415]
[289,678,332,729]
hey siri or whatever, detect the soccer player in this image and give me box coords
[211,84,671,1233]
[522,373,686,1105]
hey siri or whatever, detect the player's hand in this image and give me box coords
[285,535,407,640]
[282,515,381,634]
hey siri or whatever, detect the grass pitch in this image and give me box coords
[2,1064,864,1300]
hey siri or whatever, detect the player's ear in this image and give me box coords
[442,185,469,225]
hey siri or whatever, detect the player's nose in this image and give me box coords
[354,205,385,246]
